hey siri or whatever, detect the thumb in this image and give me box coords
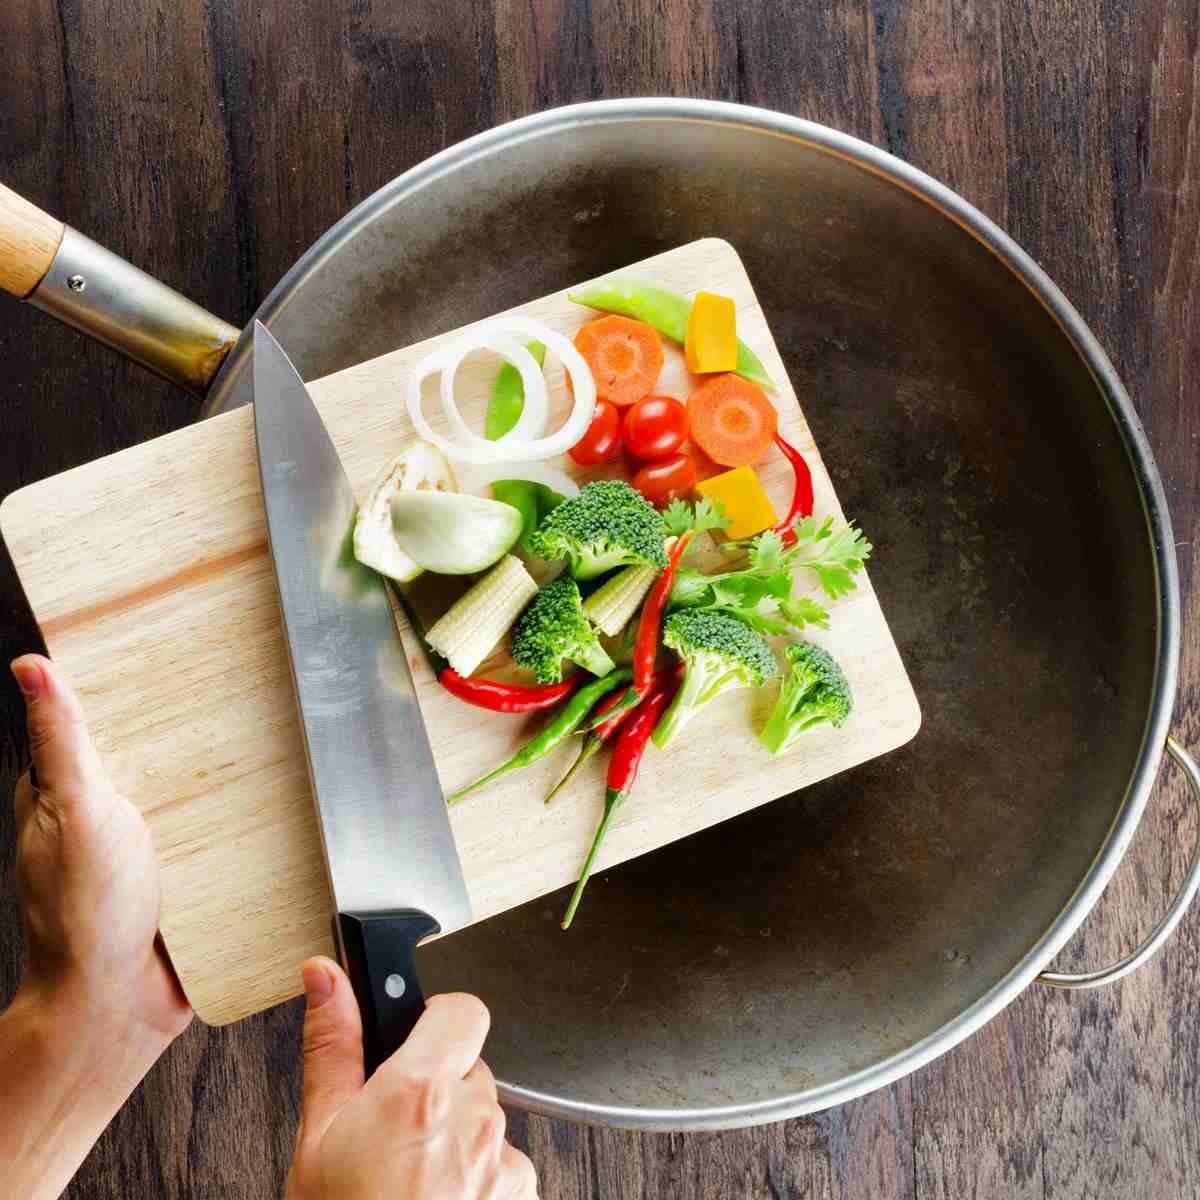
[12,654,111,808]
[299,957,365,1138]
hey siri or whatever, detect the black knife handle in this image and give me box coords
[336,909,441,1076]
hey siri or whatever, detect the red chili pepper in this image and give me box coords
[634,531,692,693]
[545,664,683,805]
[438,669,582,714]
[770,431,815,545]
[561,679,680,929]
[605,686,673,798]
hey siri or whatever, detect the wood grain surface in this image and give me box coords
[0,2,1197,1198]
[0,182,65,298]
[1,238,919,1025]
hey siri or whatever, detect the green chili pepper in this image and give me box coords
[567,278,774,391]
[447,668,632,805]
[577,682,640,731]
[485,340,547,440]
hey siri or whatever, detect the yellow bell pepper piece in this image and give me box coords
[695,465,778,540]
[685,291,737,373]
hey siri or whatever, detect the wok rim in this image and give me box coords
[207,98,1181,1130]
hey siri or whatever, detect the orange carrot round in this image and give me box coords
[686,373,778,466]
[573,315,664,407]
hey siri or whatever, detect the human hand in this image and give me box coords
[286,958,537,1200]
[0,654,192,1199]
[10,653,191,1045]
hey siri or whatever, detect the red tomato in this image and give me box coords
[632,453,697,509]
[568,399,622,465]
[622,394,689,460]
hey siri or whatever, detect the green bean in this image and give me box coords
[447,669,632,804]
[567,277,775,391]
[485,340,547,440]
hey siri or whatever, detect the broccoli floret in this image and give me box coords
[758,641,852,755]
[510,577,615,684]
[527,480,668,580]
[652,610,778,748]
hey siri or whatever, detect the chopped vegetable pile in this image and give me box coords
[352,266,876,928]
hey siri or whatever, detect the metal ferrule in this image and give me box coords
[27,226,238,397]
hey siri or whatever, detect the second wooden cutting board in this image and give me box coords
[1,239,920,1025]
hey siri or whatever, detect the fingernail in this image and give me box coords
[11,659,44,699]
[303,961,335,1008]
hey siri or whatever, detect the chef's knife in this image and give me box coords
[252,321,471,1074]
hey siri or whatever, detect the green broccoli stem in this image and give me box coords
[651,663,720,748]
[570,637,616,679]
[758,697,798,755]
[572,551,640,581]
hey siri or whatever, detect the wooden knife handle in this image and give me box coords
[337,909,441,1076]
[0,183,66,298]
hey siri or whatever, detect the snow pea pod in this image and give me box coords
[491,478,566,549]
[567,277,775,391]
[486,339,547,440]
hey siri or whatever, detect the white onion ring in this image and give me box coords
[439,334,547,446]
[466,460,581,499]
[406,316,597,464]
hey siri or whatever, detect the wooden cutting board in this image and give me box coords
[1,239,920,1025]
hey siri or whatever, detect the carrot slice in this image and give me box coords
[687,373,778,466]
[573,315,664,407]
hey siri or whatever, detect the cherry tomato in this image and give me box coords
[622,394,689,460]
[568,399,622,465]
[632,453,698,509]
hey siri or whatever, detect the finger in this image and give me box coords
[500,1142,539,1198]
[298,956,364,1138]
[12,656,111,811]
[380,992,490,1082]
[463,1055,498,1101]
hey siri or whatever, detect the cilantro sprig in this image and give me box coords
[668,516,872,634]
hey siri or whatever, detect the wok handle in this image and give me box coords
[0,183,65,298]
[0,181,239,397]
[1037,737,1200,990]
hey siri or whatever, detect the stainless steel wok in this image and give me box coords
[3,99,1198,1131]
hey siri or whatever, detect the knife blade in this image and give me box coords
[252,321,471,1073]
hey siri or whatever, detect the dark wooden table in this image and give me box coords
[2,3,1198,1197]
